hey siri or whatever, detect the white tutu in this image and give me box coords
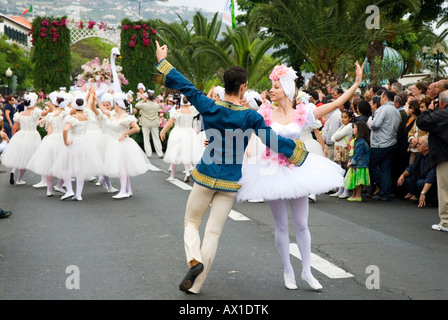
[237,153,345,202]
[164,127,202,165]
[102,136,152,177]
[1,130,41,169]
[27,133,65,176]
[51,137,104,179]
[164,107,202,165]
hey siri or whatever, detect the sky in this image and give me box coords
[159,0,242,14]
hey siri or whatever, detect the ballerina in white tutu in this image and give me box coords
[95,91,151,199]
[237,62,364,291]
[160,95,202,182]
[1,92,45,185]
[53,92,104,201]
[27,92,71,196]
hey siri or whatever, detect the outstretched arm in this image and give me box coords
[152,40,215,115]
[313,62,364,120]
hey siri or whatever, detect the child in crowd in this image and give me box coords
[330,109,354,199]
[344,121,371,202]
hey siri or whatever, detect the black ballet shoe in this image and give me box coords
[9,172,14,185]
[179,263,204,292]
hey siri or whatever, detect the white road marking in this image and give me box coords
[289,243,354,279]
[228,210,251,221]
[168,179,193,191]
[158,164,352,279]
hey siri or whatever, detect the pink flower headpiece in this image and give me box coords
[269,65,298,101]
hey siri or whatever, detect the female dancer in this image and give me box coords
[238,62,364,291]
[160,95,202,182]
[27,92,71,196]
[1,93,44,185]
[95,91,151,199]
[52,92,103,201]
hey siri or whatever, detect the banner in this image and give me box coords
[222,0,236,29]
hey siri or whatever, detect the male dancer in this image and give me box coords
[152,40,309,294]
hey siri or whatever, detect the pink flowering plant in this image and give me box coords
[75,57,129,87]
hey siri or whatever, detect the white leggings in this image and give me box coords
[268,197,313,279]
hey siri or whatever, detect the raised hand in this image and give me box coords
[155,40,168,62]
[355,61,365,85]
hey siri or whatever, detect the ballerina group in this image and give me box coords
[1,87,152,201]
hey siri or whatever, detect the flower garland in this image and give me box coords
[258,102,309,169]
[75,57,129,87]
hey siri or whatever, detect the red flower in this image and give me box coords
[131,34,136,40]
[40,27,47,32]
[60,19,67,27]
[143,38,150,47]
[142,24,149,30]
[133,25,141,30]
[88,21,96,29]
[130,40,136,48]
[51,20,59,27]
[151,28,158,34]
[40,33,47,37]
[41,19,49,27]
[123,25,131,31]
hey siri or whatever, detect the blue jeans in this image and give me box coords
[369,144,397,200]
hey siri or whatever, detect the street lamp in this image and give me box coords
[130,0,168,20]
[6,68,12,95]
[422,43,447,78]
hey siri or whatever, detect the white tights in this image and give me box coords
[268,197,315,281]
[169,163,192,179]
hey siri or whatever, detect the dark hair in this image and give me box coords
[409,99,421,116]
[23,99,31,107]
[415,82,427,94]
[357,100,372,117]
[341,109,354,119]
[376,88,385,97]
[76,98,84,107]
[389,78,398,86]
[372,85,382,94]
[371,95,381,107]
[56,97,65,106]
[354,121,370,145]
[309,90,319,101]
[148,92,155,100]
[5,95,13,102]
[382,90,396,102]
[223,66,248,96]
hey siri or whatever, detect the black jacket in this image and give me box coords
[416,108,448,166]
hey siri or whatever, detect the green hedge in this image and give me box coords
[31,16,71,93]
[120,18,158,93]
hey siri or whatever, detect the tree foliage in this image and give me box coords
[0,35,33,91]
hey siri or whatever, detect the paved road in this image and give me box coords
[0,158,447,302]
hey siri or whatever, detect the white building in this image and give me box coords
[0,13,32,48]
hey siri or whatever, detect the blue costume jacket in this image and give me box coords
[152,59,308,192]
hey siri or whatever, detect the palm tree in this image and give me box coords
[192,26,283,89]
[248,0,420,91]
[154,12,223,92]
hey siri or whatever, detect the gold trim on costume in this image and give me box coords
[191,168,241,192]
[288,140,309,167]
[215,101,249,112]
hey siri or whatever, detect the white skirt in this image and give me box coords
[164,127,202,165]
[102,136,152,178]
[0,130,41,169]
[27,133,66,176]
[237,153,345,202]
[51,137,104,179]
